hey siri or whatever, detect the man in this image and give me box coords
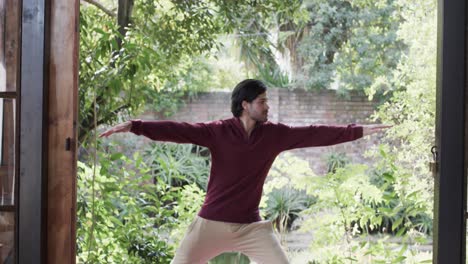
[99,79,390,264]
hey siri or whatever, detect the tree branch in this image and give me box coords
[81,0,117,17]
[97,104,130,128]
[79,103,130,144]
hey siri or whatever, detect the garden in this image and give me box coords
[77,0,436,263]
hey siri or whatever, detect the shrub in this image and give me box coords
[77,152,177,263]
[264,187,316,233]
[261,153,318,238]
[299,147,431,263]
[325,152,350,173]
[144,143,210,190]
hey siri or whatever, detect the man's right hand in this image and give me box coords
[99,121,132,138]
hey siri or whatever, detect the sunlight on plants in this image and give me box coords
[78,0,437,262]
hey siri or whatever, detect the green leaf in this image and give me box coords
[110,153,124,161]
[393,256,407,263]
[395,227,406,237]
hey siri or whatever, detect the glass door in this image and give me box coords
[0,0,20,263]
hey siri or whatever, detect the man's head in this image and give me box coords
[231,79,269,122]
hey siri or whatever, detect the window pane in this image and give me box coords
[0,0,20,92]
[0,99,15,206]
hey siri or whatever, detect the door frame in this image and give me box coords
[434,0,466,263]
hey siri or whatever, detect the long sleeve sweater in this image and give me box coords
[130,117,363,223]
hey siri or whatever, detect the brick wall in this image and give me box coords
[139,88,380,174]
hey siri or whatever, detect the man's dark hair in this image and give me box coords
[231,79,267,117]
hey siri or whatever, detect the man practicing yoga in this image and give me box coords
[99,79,390,264]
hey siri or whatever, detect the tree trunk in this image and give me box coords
[79,0,134,146]
[117,0,134,49]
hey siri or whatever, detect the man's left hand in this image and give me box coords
[362,124,392,136]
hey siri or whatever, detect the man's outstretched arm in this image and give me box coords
[275,123,391,151]
[98,120,215,148]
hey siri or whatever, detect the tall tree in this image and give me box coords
[283,0,404,97]
[79,0,306,146]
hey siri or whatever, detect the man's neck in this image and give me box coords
[239,115,257,137]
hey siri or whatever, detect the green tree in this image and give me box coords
[79,0,223,145]
[79,0,309,146]
[291,0,403,97]
[298,0,437,261]
[371,0,436,212]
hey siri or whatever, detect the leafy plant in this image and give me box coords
[264,187,315,234]
[325,152,350,173]
[144,143,210,190]
[298,150,430,263]
[170,183,206,246]
[261,153,317,243]
[77,151,178,263]
[371,0,436,212]
[255,64,291,88]
[366,153,432,236]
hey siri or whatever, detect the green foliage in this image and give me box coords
[263,186,315,233]
[223,0,308,85]
[199,43,250,90]
[77,0,437,262]
[298,0,437,261]
[77,152,178,263]
[79,0,309,146]
[170,183,206,246]
[339,0,436,261]
[368,147,432,236]
[363,1,436,259]
[371,0,436,186]
[298,149,430,263]
[142,142,210,247]
[325,152,350,173]
[261,153,317,237]
[255,64,291,88]
[296,0,355,90]
[303,164,383,241]
[143,143,210,190]
[295,0,403,97]
[79,1,225,144]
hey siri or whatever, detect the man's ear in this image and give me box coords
[241,100,249,110]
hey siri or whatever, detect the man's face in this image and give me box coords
[242,92,269,122]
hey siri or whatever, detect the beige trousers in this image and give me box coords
[171,216,289,264]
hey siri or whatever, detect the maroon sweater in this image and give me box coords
[130,117,363,223]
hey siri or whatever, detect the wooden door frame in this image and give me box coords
[18,0,79,263]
